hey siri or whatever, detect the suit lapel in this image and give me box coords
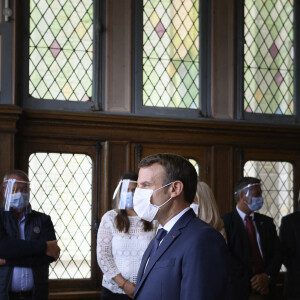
[233,208,252,267]
[136,239,155,284]
[141,226,181,278]
[254,213,265,258]
[134,209,195,298]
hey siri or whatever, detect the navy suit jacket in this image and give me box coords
[133,209,230,300]
[280,211,300,299]
[0,209,56,299]
[222,208,281,300]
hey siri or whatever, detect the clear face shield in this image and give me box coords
[113,179,137,210]
[236,183,264,211]
[3,179,31,213]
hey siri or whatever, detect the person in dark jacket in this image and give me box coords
[280,211,300,299]
[222,177,281,300]
[0,169,60,300]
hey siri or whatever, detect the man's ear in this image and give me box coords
[170,181,183,198]
[239,192,247,202]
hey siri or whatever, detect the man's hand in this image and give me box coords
[46,240,60,260]
[0,258,6,266]
[251,273,269,295]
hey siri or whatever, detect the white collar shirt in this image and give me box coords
[236,205,263,258]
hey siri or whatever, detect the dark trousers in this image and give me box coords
[101,286,131,300]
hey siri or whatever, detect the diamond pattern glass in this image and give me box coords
[29,0,93,102]
[143,0,199,109]
[244,160,294,232]
[28,153,93,279]
[244,0,294,115]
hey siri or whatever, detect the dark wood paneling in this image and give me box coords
[2,108,300,298]
[17,110,300,151]
[211,146,234,215]
[0,105,22,180]
[106,141,132,211]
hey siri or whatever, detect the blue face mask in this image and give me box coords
[247,197,263,211]
[10,193,30,211]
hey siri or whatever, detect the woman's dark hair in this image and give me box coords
[115,172,153,233]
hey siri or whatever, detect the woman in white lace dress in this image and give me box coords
[97,172,157,300]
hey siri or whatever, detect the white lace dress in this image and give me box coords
[97,209,157,294]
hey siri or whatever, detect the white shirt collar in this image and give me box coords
[162,207,191,233]
[236,205,254,221]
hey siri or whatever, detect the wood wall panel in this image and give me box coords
[138,143,210,182]
[106,141,132,211]
[17,110,300,151]
[1,108,300,299]
[105,0,132,112]
[0,105,21,180]
[211,0,235,119]
[211,146,234,215]
[0,133,14,180]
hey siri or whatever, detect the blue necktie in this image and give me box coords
[143,228,167,276]
[148,228,167,260]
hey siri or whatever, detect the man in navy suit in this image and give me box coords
[222,177,281,300]
[132,153,229,300]
[280,211,300,299]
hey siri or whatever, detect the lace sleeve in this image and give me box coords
[97,211,120,280]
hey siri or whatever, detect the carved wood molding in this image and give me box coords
[17,109,300,151]
[0,105,22,132]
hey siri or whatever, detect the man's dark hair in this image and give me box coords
[234,177,261,202]
[139,153,197,204]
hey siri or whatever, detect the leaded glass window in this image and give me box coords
[244,0,294,115]
[29,0,93,102]
[28,153,93,279]
[243,160,294,231]
[143,0,200,109]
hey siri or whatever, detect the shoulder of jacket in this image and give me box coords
[255,212,273,222]
[221,210,236,221]
[29,210,51,219]
[282,211,300,222]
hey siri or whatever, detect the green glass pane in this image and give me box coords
[29,0,93,102]
[244,0,294,115]
[143,0,199,109]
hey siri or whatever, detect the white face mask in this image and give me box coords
[190,203,199,216]
[133,182,174,222]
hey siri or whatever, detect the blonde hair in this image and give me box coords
[195,181,226,240]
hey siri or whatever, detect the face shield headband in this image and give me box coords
[234,183,261,195]
[3,179,31,212]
